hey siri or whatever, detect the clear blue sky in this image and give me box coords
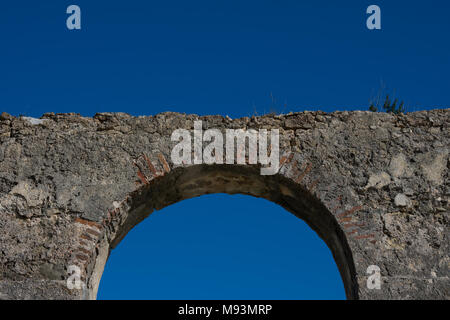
[1,1,448,299]
[99,195,345,299]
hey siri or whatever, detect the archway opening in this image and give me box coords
[98,193,346,299]
[90,164,357,299]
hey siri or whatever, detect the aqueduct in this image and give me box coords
[0,109,448,300]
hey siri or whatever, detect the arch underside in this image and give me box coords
[99,164,358,300]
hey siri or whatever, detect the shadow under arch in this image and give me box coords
[93,164,358,299]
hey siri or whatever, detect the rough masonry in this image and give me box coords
[0,109,448,300]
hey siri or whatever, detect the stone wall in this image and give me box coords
[0,109,448,300]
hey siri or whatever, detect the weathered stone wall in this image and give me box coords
[0,109,448,300]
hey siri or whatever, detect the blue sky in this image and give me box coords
[1,1,448,299]
[1,0,448,119]
[99,195,345,299]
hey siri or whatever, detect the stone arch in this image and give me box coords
[77,161,360,300]
[0,110,448,300]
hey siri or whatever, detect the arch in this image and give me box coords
[86,164,358,300]
[1,110,447,300]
